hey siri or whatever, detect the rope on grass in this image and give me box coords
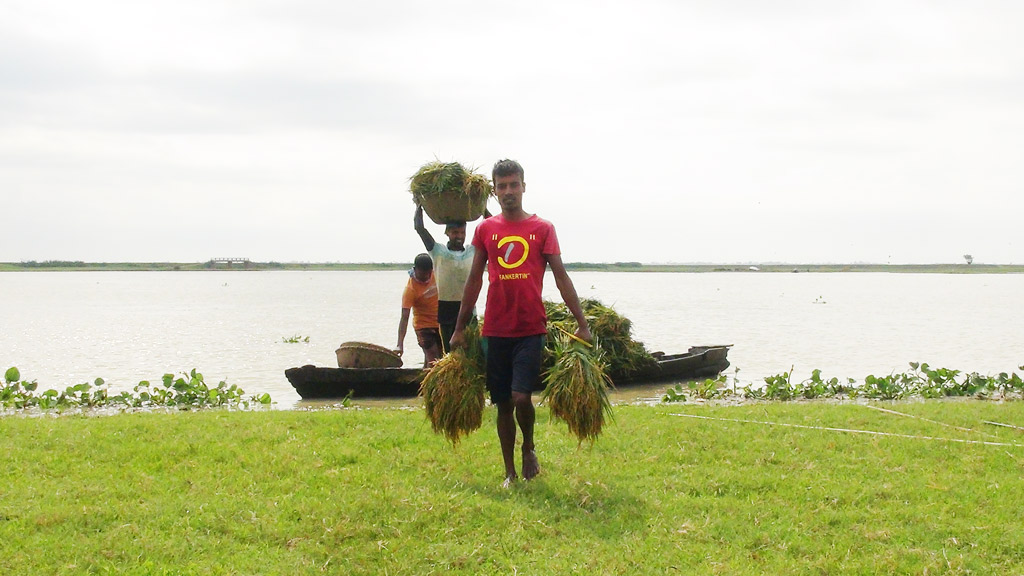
[668,413,1024,448]
[860,404,999,438]
[984,420,1024,432]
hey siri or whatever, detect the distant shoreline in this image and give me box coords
[2,261,1022,273]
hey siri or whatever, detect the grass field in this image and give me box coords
[2,401,1024,575]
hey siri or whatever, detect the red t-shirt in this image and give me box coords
[472,214,560,337]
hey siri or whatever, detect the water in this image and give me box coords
[2,271,1022,408]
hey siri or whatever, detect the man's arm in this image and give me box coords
[414,205,435,251]
[449,248,487,349]
[545,253,593,342]
[395,308,411,356]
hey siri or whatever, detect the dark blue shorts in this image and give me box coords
[484,335,546,404]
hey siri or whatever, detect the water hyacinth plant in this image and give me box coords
[660,363,1024,403]
[2,367,271,411]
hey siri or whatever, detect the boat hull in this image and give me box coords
[613,346,731,385]
[285,365,426,399]
[286,345,731,400]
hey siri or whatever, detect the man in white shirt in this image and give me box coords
[414,205,486,352]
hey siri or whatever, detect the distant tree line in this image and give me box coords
[565,262,643,270]
[18,260,87,268]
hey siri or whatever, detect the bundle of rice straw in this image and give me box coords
[540,331,614,444]
[544,298,656,377]
[409,160,464,199]
[460,319,487,376]
[419,322,487,445]
[409,160,492,224]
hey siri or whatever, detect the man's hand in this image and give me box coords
[448,329,465,351]
[394,343,404,356]
[575,324,593,344]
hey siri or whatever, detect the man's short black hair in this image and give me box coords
[414,253,433,271]
[444,220,467,231]
[492,159,525,183]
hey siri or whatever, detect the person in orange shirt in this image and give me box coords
[395,253,441,366]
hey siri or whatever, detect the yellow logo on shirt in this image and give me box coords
[497,235,529,269]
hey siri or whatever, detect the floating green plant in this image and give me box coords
[661,363,1024,403]
[2,367,272,411]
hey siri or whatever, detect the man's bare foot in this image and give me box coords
[522,449,540,480]
[502,474,518,489]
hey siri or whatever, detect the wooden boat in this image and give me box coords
[286,345,731,400]
[285,365,427,400]
[613,345,732,385]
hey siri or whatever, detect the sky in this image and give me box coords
[2,0,1022,265]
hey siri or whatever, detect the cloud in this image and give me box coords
[1,0,1022,263]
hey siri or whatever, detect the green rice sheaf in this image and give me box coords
[419,348,486,446]
[541,333,614,444]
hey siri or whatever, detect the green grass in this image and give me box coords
[3,402,1024,574]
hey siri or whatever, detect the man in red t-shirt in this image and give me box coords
[451,159,591,487]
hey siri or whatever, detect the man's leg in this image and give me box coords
[513,391,540,480]
[423,342,441,365]
[496,400,517,485]
[488,337,518,485]
[437,301,460,354]
[417,329,443,365]
[439,321,455,354]
[509,335,544,480]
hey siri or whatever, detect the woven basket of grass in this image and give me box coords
[419,347,487,445]
[409,161,492,225]
[541,332,614,444]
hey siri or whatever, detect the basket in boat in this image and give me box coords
[409,161,491,225]
[336,341,403,369]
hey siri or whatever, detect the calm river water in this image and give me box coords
[2,271,1022,408]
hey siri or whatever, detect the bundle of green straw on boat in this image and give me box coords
[544,298,656,377]
[540,331,614,444]
[419,321,487,445]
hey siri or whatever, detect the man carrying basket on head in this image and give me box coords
[414,205,490,353]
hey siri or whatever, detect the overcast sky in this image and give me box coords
[2,0,1021,264]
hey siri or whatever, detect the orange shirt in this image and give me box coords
[402,273,439,331]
